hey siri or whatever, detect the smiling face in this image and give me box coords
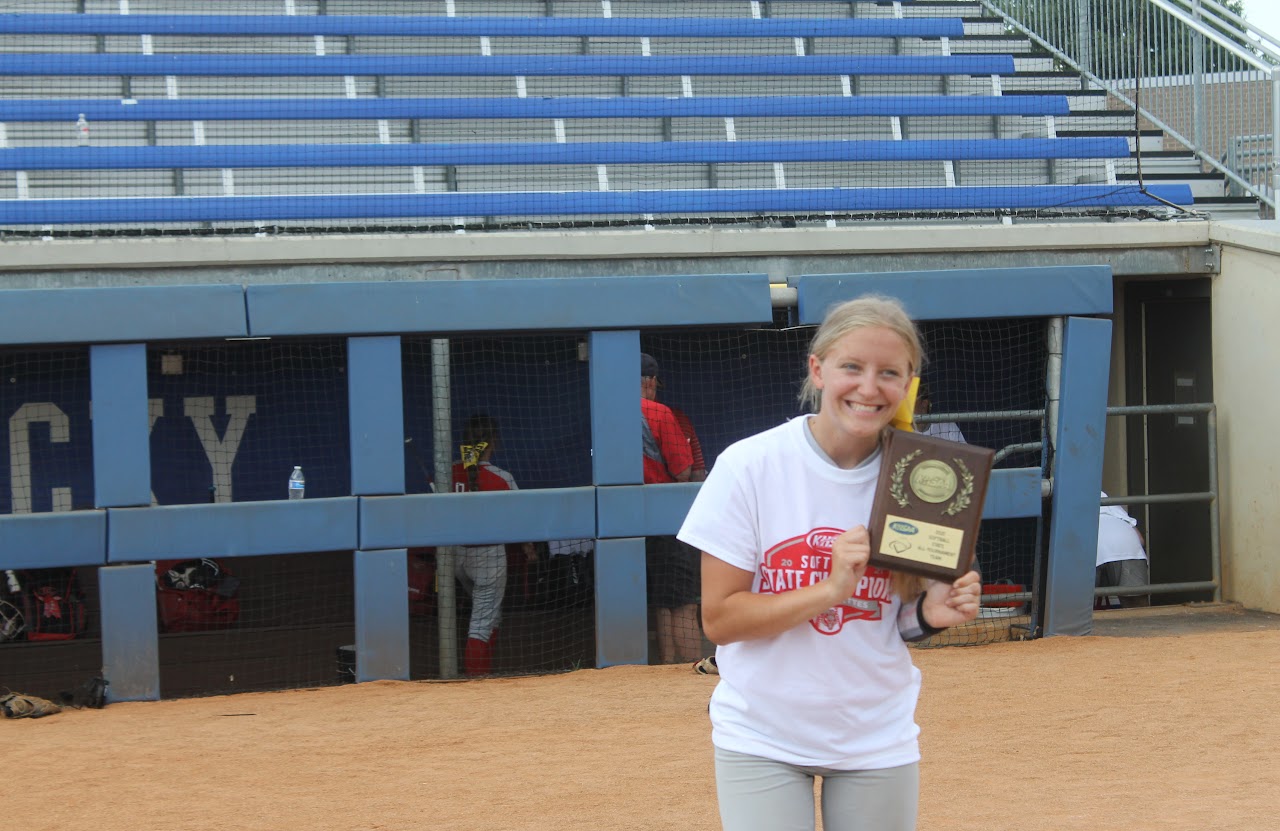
[807,325,914,467]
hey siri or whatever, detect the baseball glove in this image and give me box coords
[0,691,63,719]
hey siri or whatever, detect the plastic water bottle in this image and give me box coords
[76,113,89,147]
[288,465,305,500]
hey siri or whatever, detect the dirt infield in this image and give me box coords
[8,606,1279,831]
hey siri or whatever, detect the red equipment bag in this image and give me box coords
[21,568,88,641]
[155,558,241,632]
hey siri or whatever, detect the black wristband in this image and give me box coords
[915,594,945,638]
[897,593,947,642]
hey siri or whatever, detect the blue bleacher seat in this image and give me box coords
[0,7,1192,229]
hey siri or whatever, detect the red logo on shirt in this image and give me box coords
[760,526,893,634]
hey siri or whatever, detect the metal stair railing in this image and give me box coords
[981,0,1280,214]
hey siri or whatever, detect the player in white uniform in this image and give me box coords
[679,295,981,831]
[914,381,968,444]
[451,414,534,676]
[1096,492,1151,608]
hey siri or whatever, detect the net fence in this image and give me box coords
[0,347,100,696]
[0,311,1049,695]
[0,0,1197,236]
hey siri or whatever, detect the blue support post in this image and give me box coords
[98,563,160,701]
[1044,316,1112,636]
[594,537,649,667]
[354,548,410,681]
[589,333,649,665]
[90,343,151,508]
[348,336,405,496]
[589,330,642,487]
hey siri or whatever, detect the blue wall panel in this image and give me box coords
[591,331,643,487]
[598,483,702,538]
[0,285,247,345]
[354,548,410,682]
[107,497,358,561]
[597,470,1040,540]
[359,488,596,550]
[99,563,160,702]
[795,266,1113,323]
[0,510,105,569]
[594,537,649,667]
[348,336,405,496]
[147,339,351,505]
[91,344,151,508]
[0,347,92,516]
[984,468,1044,520]
[1045,316,1113,636]
[247,275,771,336]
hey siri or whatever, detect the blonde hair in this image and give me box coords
[799,294,927,602]
[799,294,924,414]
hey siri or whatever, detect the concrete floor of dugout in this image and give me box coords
[1090,601,1280,637]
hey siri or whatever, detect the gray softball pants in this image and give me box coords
[714,746,919,831]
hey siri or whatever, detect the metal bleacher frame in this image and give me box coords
[0,5,1193,229]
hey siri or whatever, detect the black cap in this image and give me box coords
[640,352,660,378]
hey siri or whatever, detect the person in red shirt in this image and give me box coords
[641,354,693,485]
[641,353,703,665]
[451,414,534,676]
[670,405,708,483]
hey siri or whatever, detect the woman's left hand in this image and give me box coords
[920,569,982,629]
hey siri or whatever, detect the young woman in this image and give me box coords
[678,294,981,831]
[451,414,533,676]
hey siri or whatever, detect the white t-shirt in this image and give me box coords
[677,416,921,770]
[919,421,967,444]
[1097,492,1146,566]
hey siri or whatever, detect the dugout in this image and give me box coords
[0,235,1169,703]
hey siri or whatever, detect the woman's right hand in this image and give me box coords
[825,525,871,604]
[700,525,871,645]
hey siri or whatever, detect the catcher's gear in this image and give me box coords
[1,691,62,719]
[0,597,23,642]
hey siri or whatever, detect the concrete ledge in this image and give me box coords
[0,222,1212,273]
[1209,219,1280,256]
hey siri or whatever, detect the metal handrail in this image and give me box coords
[1103,401,1221,603]
[981,0,1279,213]
[948,400,1223,607]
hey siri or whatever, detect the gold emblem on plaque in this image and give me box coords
[889,450,922,508]
[942,459,975,517]
[909,460,958,504]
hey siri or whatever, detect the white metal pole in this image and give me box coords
[1272,66,1280,220]
[431,338,459,679]
[1045,317,1064,478]
[1075,0,1093,86]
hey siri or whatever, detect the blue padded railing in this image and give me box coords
[0,95,1073,122]
[0,54,1017,77]
[0,186,1195,225]
[0,14,965,39]
[0,138,1133,170]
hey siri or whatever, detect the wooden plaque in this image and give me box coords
[868,429,995,581]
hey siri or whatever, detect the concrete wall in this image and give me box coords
[1209,221,1280,613]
